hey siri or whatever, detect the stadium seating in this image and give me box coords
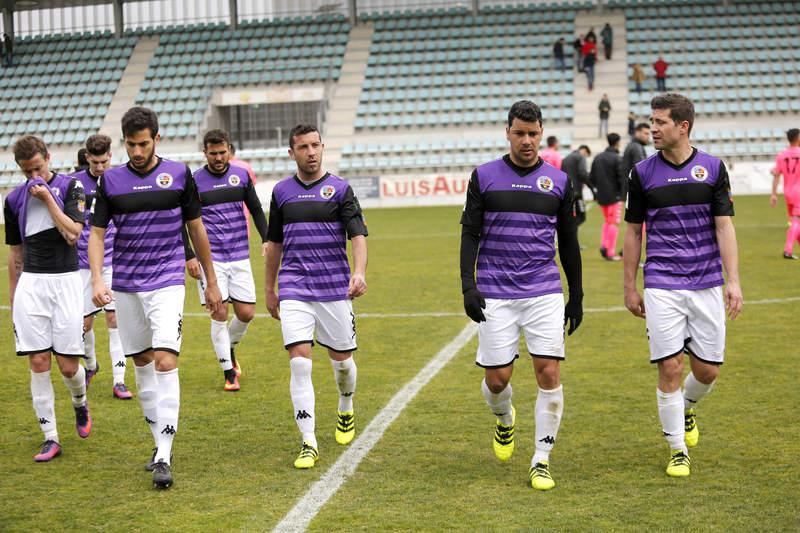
[0,30,135,150]
[134,14,350,140]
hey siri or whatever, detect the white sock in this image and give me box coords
[61,365,87,407]
[331,357,357,412]
[108,327,126,384]
[211,319,233,371]
[290,357,316,448]
[532,385,564,465]
[84,329,97,371]
[31,370,58,442]
[134,361,159,444]
[155,369,180,465]
[481,379,513,426]
[657,388,687,453]
[228,316,249,345]
[683,372,715,410]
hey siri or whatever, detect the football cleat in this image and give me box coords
[223,373,240,392]
[85,364,99,388]
[34,440,62,462]
[146,448,173,471]
[783,252,798,260]
[684,409,699,448]
[112,383,133,400]
[335,411,355,445]
[493,406,515,461]
[294,442,319,469]
[666,450,691,477]
[529,461,555,491]
[231,348,241,377]
[75,404,92,438]
[152,461,173,489]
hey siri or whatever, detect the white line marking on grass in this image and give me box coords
[271,321,478,533]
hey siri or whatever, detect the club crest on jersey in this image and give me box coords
[321,185,336,199]
[156,173,174,188]
[228,174,241,186]
[537,176,554,192]
[690,165,708,182]
[77,199,85,213]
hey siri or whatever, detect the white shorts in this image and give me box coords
[81,267,115,316]
[644,286,726,364]
[114,285,185,357]
[280,299,357,352]
[197,259,256,305]
[476,294,565,368]
[12,271,84,357]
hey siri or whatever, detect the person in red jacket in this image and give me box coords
[653,56,668,92]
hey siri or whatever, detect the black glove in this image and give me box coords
[564,294,583,335]
[463,288,486,323]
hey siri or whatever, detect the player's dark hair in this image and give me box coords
[12,135,48,163]
[578,144,591,156]
[651,93,695,134]
[229,143,237,154]
[85,134,112,155]
[289,124,321,148]
[507,100,543,127]
[76,148,88,169]
[203,129,230,149]
[787,128,799,143]
[121,106,159,139]
[607,133,621,146]
[546,135,558,147]
[635,122,650,131]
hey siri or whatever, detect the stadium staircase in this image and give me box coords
[571,10,629,155]
[98,36,160,145]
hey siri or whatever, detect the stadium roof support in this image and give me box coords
[2,2,13,37]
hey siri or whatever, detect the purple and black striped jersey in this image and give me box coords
[268,172,367,302]
[73,169,115,269]
[193,163,268,263]
[90,157,202,293]
[625,148,734,290]
[461,155,574,300]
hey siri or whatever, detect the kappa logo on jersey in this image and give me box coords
[690,165,708,182]
[296,410,312,420]
[228,174,241,186]
[537,176,554,192]
[156,172,174,188]
[321,185,336,199]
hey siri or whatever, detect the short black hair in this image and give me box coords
[508,100,543,128]
[546,135,558,147]
[76,148,88,168]
[289,124,321,148]
[203,129,230,149]
[635,122,650,132]
[651,93,695,134]
[13,135,48,163]
[121,106,159,139]
[578,144,591,156]
[229,143,237,154]
[607,133,621,146]
[787,128,799,143]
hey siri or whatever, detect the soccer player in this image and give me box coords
[539,135,563,169]
[73,135,131,399]
[770,128,800,259]
[591,132,626,261]
[460,101,583,490]
[265,124,368,469]
[623,93,743,478]
[5,135,91,461]
[89,107,222,489]
[194,129,269,391]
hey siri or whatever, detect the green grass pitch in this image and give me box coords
[0,195,798,531]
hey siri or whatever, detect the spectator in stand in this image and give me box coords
[601,23,613,60]
[631,63,646,93]
[585,26,597,43]
[2,33,13,68]
[573,34,584,72]
[553,38,566,72]
[599,94,611,138]
[653,56,669,92]
[583,45,597,91]
[540,136,563,169]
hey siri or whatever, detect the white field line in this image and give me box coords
[269,321,478,533]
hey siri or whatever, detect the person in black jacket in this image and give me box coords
[553,38,566,71]
[590,133,625,260]
[622,123,651,178]
[561,145,593,227]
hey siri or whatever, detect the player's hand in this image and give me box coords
[724,281,743,320]
[348,273,367,298]
[186,258,201,279]
[564,295,583,335]
[463,288,486,323]
[266,290,280,320]
[261,242,268,257]
[624,288,646,318]
[92,282,113,309]
[770,194,778,208]
[29,184,52,202]
[203,280,223,314]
